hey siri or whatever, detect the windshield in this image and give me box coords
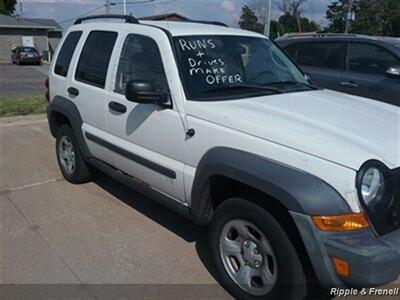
[173,35,310,101]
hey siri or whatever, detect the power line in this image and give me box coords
[59,4,106,24]
[58,0,176,24]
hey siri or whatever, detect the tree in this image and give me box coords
[278,13,319,33]
[239,0,320,37]
[326,0,348,32]
[0,0,17,15]
[326,0,400,36]
[238,5,263,33]
[277,0,319,33]
[279,0,307,17]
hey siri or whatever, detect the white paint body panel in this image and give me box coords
[49,21,400,214]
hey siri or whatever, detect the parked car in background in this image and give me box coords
[11,46,41,65]
[276,33,400,106]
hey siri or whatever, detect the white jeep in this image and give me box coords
[47,15,400,300]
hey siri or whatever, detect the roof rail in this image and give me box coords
[184,20,229,27]
[281,32,360,39]
[74,14,139,25]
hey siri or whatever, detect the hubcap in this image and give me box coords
[219,219,278,296]
[58,136,75,175]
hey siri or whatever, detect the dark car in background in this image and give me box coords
[11,46,42,65]
[276,33,400,106]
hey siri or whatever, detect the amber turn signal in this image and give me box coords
[312,213,369,231]
[332,257,350,277]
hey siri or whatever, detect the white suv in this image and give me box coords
[47,15,400,300]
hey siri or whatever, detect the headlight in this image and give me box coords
[357,161,396,236]
[360,167,385,207]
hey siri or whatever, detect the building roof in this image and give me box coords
[0,13,60,30]
[139,13,189,21]
[23,18,62,30]
[141,20,261,37]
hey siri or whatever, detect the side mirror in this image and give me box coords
[125,80,169,106]
[386,66,400,78]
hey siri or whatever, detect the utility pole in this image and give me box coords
[263,0,272,36]
[106,0,110,14]
[123,0,127,15]
[345,0,353,33]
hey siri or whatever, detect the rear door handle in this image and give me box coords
[109,101,127,114]
[340,81,358,88]
[67,87,79,96]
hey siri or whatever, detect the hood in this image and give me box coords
[187,89,400,170]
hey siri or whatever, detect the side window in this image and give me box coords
[75,31,117,88]
[114,34,169,94]
[348,43,400,74]
[54,31,82,77]
[285,42,343,69]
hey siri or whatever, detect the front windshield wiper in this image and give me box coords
[203,84,282,95]
[263,81,318,90]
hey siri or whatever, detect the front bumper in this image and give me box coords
[291,212,400,288]
[19,58,41,64]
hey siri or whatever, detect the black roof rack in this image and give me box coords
[74,14,139,25]
[73,14,228,28]
[280,32,366,39]
[179,20,229,27]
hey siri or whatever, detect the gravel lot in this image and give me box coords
[0,63,49,98]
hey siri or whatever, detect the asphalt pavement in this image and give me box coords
[0,63,49,97]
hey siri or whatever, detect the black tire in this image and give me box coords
[56,124,91,184]
[209,198,308,300]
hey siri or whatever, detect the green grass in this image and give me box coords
[0,96,48,117]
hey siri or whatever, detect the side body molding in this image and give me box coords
[47,96,91,158]
[190,147,351,224]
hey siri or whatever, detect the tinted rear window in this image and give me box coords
[75,31,117,88]
[20,47,36,52]
[285,42,343,69]
[54,31,82,77]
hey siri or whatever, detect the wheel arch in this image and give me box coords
[189,147,352,225]
[47,96,91,158]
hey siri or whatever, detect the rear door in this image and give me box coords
[284,41,345,90]
[68,29,119,165]
[337,42,400,105]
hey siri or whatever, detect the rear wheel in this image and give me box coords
[56,125,91,183]
[209,198,308,300]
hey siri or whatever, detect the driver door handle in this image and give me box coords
[67,87,79,96]
[340,81,358,88]
[109,101,127,114]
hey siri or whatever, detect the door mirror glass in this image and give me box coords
[125,80,169,106]
[386,66,400,78]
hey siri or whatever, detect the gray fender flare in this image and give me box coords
[190,147,352,224]
[47,96,91,158]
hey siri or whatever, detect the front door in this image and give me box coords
[284,41,345,90]
[106,28,187,202]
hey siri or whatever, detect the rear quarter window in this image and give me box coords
[54,31,82,77]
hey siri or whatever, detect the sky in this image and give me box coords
[17,0,331,29]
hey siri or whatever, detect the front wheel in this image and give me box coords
[209,198,308,300]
